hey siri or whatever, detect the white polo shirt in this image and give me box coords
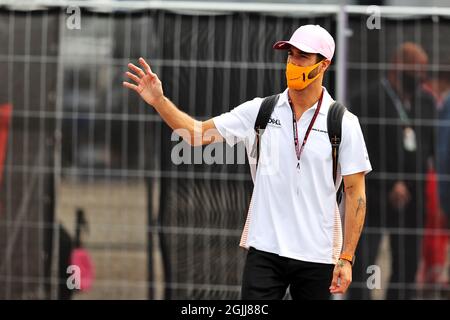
[213,87,372,264]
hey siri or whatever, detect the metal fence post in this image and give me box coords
[336,5,348,105]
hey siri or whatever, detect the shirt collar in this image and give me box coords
[276,87,334,115]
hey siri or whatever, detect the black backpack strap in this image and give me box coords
[250,94,279,166]
[327,101,347,204]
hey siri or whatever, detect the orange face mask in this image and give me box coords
[286,60,323,90]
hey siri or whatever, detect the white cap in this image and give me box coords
[273,24,335,61]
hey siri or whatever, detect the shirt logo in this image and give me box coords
[268,117,282,127]
[312,127,328,134]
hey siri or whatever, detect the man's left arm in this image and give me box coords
[330,171,366,294]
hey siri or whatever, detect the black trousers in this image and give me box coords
[241,247,334,300]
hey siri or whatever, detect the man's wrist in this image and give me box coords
[339,253,355,266]
[152,95,166,109]
[337,258,351,268]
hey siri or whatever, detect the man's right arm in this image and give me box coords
[152,96,223,146]
[123,57,223,146]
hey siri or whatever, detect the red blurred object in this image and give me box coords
[417,167,448,286]
[0,104,12,217]
[70,208,95,292]
[70,248,95,291]
[0,104,12,188]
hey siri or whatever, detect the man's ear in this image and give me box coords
[321,60,331,73]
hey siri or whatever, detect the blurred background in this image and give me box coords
[0,0,449,300]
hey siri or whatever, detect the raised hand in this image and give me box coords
[123,57,164,107]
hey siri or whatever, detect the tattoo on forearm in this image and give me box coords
[355,196,365,217]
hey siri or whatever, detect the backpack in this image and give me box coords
[250,94,347,204]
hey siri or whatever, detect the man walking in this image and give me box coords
[123,24,372,300]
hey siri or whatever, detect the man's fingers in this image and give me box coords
[331,281,349,294]
[329,272,339,290]
[122,81,139,92]
[126,71,140,84]
[330,269,352,294]
[128,63,145,78]
[330,286,344,294]
[139,57,154,75]
[339,279,350,293]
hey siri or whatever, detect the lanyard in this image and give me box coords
[290,89,324,169]
[381,78,412,126]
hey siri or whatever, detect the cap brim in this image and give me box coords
[273,41,318,54]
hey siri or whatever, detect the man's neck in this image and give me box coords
[387,73,412,104]
[288,82,323,120]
